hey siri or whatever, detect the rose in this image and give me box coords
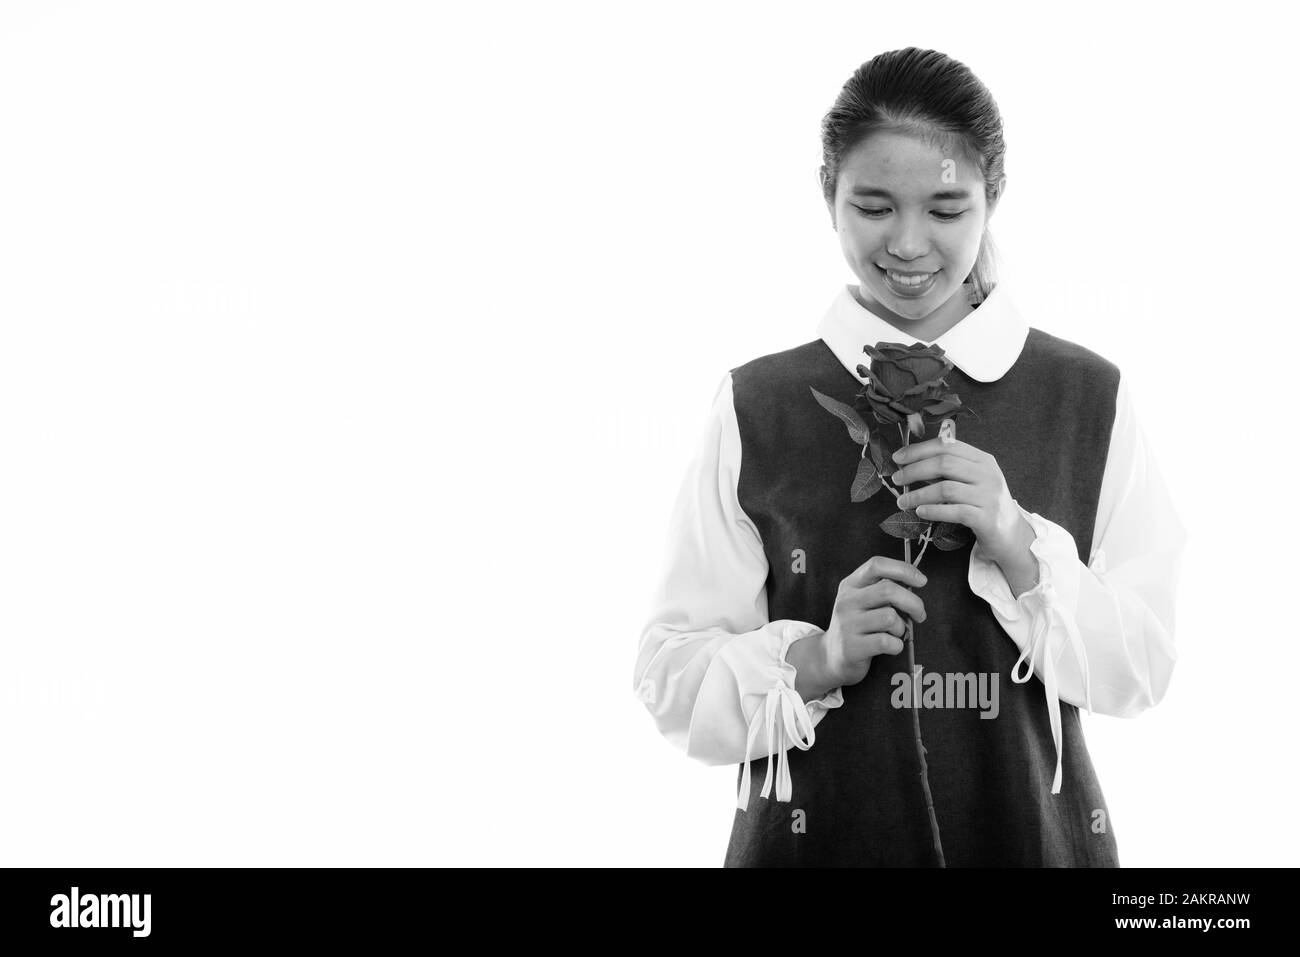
[809,345,984,868]
[853,342,973,435]
[810,342,987,868]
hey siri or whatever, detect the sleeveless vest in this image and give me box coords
[724,328,1121,867]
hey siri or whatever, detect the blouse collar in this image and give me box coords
[817,280,1029,384]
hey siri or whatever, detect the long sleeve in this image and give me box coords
[633,372,844,811]
[967,369,1188,793]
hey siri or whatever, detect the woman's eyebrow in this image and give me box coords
[849,186,972,201]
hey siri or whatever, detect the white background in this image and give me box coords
[0,1,1294,867]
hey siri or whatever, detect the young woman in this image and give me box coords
[632,47,1187,867]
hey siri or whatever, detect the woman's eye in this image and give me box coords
[852,207,966,221]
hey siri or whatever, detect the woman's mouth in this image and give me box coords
[877,264,939,298]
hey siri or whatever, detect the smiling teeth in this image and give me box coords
[887,270,933,286]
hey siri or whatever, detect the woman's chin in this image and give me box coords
[866,285,935,321]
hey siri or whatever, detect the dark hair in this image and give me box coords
[819,47,1006,304]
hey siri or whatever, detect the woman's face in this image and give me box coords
[824,130,1001,335]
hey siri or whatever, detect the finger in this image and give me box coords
[912,502,973,525]
[878,608,908,639]
[892,453,982,487]
[847,556,928,589]
[856,603,909,636]
[882,584,928,625]
[892,437,984,466]
[846,632,904,661]
[856,580,927,624]
[898,477,980,511]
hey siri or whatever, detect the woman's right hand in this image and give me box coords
[789,556,928,700]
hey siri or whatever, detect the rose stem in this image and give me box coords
[899,424,946,868]
[913,528,932,566]
[873,444,903,502]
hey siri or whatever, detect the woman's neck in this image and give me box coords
[852,282,977,343]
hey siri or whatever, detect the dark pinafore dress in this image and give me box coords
[723,328,1121,867]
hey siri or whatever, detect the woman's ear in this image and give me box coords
[987,175,1008,217]
[819,166,836,229]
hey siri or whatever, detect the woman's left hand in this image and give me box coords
[889,437,1031,566]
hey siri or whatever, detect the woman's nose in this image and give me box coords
[886,217,929,260]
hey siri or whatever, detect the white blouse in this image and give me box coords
[632,282,1189,808]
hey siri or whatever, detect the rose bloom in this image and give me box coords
[854,342,968,428]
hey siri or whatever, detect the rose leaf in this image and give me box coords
[868,429,896,476]
[809,387,868,445]
[879,509,930,540]
[923,397,962,416]
[850,456,883,503]
[931,521,975,551]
